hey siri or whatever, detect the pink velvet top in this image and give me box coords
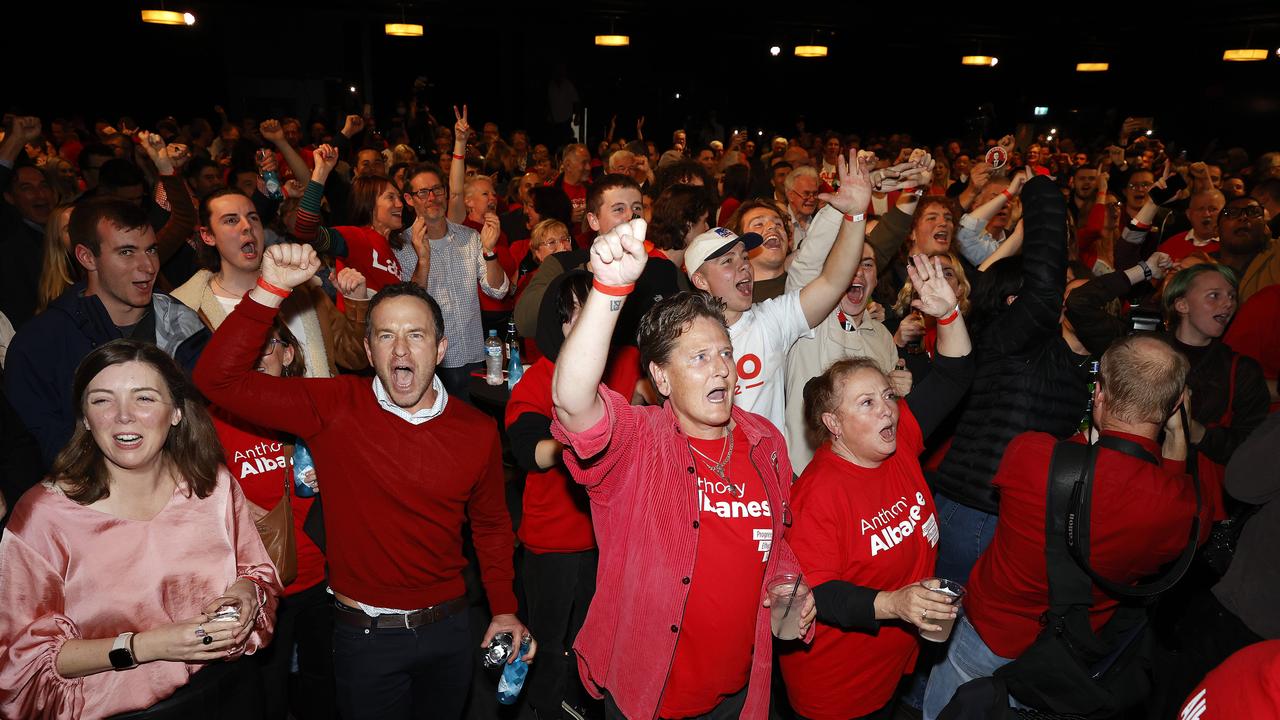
[0,467,280,719]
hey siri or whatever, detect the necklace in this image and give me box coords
[688,430,738,496]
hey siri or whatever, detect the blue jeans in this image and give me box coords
[922,615,1017,720]
[933,495,998,586]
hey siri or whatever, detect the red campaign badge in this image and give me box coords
[985,146,1008,170]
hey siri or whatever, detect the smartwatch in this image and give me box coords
[1138,260,1153,280]
[110,632,138,670]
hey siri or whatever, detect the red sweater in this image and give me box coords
[967,431,1209,658]
[194,296,517,614]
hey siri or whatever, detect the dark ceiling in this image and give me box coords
[10,2,1280,156]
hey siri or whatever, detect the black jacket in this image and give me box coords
[4,285,209,469]
[934,177,1092,514]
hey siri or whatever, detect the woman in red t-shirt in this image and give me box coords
[208,318,334,718]
[294,145,406,302]
[780,255,975,720]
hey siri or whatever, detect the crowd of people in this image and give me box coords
[0,98,1276,720]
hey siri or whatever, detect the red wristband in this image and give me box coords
[937,304,961,326]
[1000,189,1013,201]
[592,279,635,296]
[844,212,866,223]
[452,153,464,160]
[256,278,291,299]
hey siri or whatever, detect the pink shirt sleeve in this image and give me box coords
[0,470,282,719]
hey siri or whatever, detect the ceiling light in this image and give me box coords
[385,23,423,37]
[595,34,630,47]
[141,9,194,25]
[1076,62,1108,72]
[1223,48,1268,61]
[794,45,828,58]
[769,45,781,56]
[961,55,998,67]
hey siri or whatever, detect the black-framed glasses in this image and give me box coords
[260,338,285,357]
[406,186,446,200]
[1221,205,1264,219]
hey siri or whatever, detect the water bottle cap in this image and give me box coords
[489,329,497,336]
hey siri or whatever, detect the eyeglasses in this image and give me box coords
[1127,182,1153,190]
[260,338,286,357]
[406,186,446,200]
[1221,205,1265,219]
[790,190,819,199]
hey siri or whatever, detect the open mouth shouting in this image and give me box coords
[240,240,259,261]
[878,421,897,444]
[845,282,865,306]
[391,362,415,393]
[707,386,728,404]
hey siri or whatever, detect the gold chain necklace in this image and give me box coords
[688,430,739,496]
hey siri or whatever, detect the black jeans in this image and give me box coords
[604,685,747,720]
[107,659,263,719]
[1147,591,1264,720]
[332,603,473,720]
[255,581,335,719]
[523,549,598,716]
[437,362,483,405]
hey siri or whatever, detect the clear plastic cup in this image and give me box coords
[767,574,811,640]
[919,577,965,642]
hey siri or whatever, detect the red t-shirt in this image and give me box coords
[462,216,516,313]
[1180,639,1280,719]
[779,404,940,719]
[967,431,1211,658]
[210,408,325,596]
[562,178,588,224]
[334,226,402,311]
[1224,284,1280,412]
[659,426,771,717]
[1158,231,1219,263]
[504,351,643,554]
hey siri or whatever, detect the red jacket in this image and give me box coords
[551,386,809,720]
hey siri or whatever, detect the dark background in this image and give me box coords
[8,1,1280,156]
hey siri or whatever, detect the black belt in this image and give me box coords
[333,596,468,629]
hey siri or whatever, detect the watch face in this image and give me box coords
[109,646,134,669]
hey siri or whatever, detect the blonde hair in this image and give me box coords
[529,219,570,253]
[37,204,77,313]
[1098,335,1188,424]
[892,252,971,317]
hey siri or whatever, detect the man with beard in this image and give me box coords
[195,247,532,720]
[1158,190,1224,262]
[397,163,508,399]
[1214,196,1280,302]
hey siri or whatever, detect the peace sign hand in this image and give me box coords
[453,105,470,147]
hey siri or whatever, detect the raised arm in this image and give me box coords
[260,119,311,183]
[797,150,872,328]
[977,219,1024,272]
[903,254,975,435]
[193,244,331,438]
[138,132,197,266]
[447,105,469,224]
[984,175,1067,356]
[957,168,1030,266]
[291,145,349,258]
[552,219,648,433]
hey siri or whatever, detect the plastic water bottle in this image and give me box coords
[484,330,504,385]
[496,636,531,705]
[292,440,318,497]
[507,343,523,389]
[257,149,284,200]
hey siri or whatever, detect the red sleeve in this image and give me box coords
[193,296,330,439]
[788,472,849,588]
[468,426,519,616]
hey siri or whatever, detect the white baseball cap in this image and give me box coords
[683,227,763,281]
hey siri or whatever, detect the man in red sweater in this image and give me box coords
[195,243,532,720]
[921,335,1208,719]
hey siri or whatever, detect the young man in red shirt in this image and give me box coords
[922,334,1210,719]
[550,218,816,720]
[195,244,532,720]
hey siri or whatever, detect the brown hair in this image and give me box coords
[270,317,307,378]
[724,198,793,243]
[637,291,729,383]
[802,357,885,450]
[347,175,403,249]
[649,184,716,251]
[68,197,151,256]
[51,340,223,504]
[906,195,962,255]
[1097,335,1188,424]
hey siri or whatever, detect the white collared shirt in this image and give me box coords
[371,374,448,425]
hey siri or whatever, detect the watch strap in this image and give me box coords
[110,631,137,670]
